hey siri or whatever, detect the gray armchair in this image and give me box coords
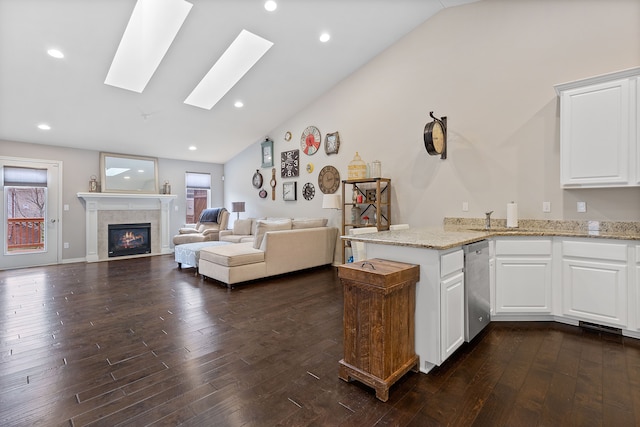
[173,208,229,245]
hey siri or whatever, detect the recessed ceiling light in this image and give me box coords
[234,101,244,108]
[37,123,51,130]
[104,0,193,93]
[188,145,197,151]
[47,49,64,59]
[319,33,331,43]
[184,30,273,110]
[264,1,277,12]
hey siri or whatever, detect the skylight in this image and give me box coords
[184,30,274,110]
[104,0,193,93]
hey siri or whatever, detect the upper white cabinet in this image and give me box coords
[555,68,640,188]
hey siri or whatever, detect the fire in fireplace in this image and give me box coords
[108,223,151,257]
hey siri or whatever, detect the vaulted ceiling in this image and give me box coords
[0,0,477,163]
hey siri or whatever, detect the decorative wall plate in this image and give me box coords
[318,165,340,194]
[300,126,321,155]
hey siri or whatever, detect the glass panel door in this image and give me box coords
[5,186,47,254]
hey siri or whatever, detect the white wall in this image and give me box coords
[224,0,640,227]
[1,139,224,260]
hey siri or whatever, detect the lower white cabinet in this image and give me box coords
[562,240,628,328]
[495,238,553,315]
[440,271,464,362]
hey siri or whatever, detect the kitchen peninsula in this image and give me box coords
[343,219,640,373]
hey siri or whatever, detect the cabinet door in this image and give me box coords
[563,258,627,327]
[560,78,630,187]
[495,257,552,314]
[440,271,464,362]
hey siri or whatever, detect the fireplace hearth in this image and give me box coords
[108,223,151,257]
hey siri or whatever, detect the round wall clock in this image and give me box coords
[302,182,315,200]
[252,169,263,189]
[259,189,268,199]
[424,112,447,159]
[318,165,340,194]
[300,126,321,155]
[284,131,292,141]
[306,163,314,173]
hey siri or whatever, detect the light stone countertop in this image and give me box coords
[343,218,640,250]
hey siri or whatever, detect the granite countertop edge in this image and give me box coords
[342,218,640,250]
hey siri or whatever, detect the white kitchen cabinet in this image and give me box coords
[555,67,639,188]
[440,250,465,362]
[494,238,553,315]
[562,239,628,328]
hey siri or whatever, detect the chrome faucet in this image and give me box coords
[485,211,494,230]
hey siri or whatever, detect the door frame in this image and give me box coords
[1,156,63,269]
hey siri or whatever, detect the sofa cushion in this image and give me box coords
[292,218,328,229]
[253,219,292,249]
[233,218,253,235]
[199,242,264,267]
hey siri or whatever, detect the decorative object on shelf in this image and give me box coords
[283,181,297,201]
[284,131,292,141]
[231,201,245,220]
[424,111,447,159]
[362,216,370,226]
[318,165,340,194]
[365,189,377,203]
[370,160,381,178]
[351,205,362,224]
[322,193,341,209]
[252,169,263,189]
[259,189,268,199]
[162,180,171,194]
[306,163,314,173]
[281,149,300,178]
[270,168,277,200]
[348,152,367,179]
[325,131,340,155]
[89,175,98,192]
[302,182,315,200]
[300,125,321,155]
[261,138,274,168]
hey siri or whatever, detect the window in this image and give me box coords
[185,172,211,224]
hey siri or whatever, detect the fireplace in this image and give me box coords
[108,223,151,257]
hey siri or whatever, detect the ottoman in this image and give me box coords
[174,241,231,270]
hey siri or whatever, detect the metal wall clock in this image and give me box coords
[325,131,340,155]
[261,139,274,167]
[318,165,340,194]
[302,182,315,200]
[281,149,300,178]
[424,112,447,159]
[300,126,321,155]
[283,181,297,201]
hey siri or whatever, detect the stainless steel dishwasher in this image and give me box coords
[463,240,490,341]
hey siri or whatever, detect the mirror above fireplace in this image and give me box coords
[100,152,159,194]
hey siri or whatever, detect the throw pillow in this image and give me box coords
[253,219,292,249]
[233,218,252,235]
[292,218,328,229]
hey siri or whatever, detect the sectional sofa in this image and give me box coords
[198,218,338,287]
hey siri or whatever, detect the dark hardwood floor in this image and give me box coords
[2,255,640,426]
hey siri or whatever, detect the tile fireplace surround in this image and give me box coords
[77,193,176,262]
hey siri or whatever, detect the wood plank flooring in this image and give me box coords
[1,255,640,426]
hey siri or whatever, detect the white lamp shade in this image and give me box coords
[322,194,341,209]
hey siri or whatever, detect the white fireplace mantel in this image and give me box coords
[77,192,176,262]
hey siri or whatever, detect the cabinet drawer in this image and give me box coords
[495,239,551,256]
[441,249,463,278]
[563,240,627,262]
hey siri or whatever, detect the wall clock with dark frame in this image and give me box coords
[281,149,300,178]
[283,181,297,201]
